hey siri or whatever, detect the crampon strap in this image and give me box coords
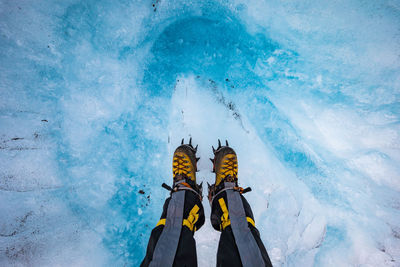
[162,180,203,200]
[224,182,264,267]
[210,182,251,205]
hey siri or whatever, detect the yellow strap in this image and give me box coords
[218,198,230,230]
[246,217,255,228]
[156,205,200,232]
[220,217,255,230]
[183,204,200,231]
[218,198,255,230]
[156,218,166,227]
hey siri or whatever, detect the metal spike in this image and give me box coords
[212,146,216,153]
[196,157,200,162]
[194,144,198,152]
[181,138,184,145]
[210,158,214,163]
[198,182,203,196]
[226,140,229,146]
[189,137,192,146]
[218,139,221,148]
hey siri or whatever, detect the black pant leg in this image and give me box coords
[211,192,273,267]
[216,226,242,267]
[141,191,204,267]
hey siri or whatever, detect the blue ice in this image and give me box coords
[1,0,399,266]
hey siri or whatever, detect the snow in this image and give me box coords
[1,0,399,266]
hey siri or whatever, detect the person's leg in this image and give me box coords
[208,141,273,267]
[141,139,204,267]
[141,190,204,267]
[210,191,272,267]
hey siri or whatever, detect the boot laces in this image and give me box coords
[221,154,238,180]
[173,153,191,178]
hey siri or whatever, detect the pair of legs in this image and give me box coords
[141,139,273,267]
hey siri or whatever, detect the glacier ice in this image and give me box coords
[0,0,399,266]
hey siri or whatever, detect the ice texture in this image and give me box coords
[1,0,399,266]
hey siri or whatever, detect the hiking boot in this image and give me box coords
[171,138,202,197]
[208,139,240,203]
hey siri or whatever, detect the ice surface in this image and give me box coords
[0,0,399,266]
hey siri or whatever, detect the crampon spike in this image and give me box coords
[198,182,204,199]
[181,138,184,145]
[196,157,200,162]
[212,146,216,153]
[226,140,229,146]
[218,139,221,148]
[189,137,192,146]
[210,158,214,163]
[194,144,198,152]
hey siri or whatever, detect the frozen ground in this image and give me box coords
[0,0,399,266]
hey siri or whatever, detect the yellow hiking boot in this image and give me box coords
[170,138,202,198]
[212,139,238,186]
[208,140,241,203]
[207,139,251,204]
